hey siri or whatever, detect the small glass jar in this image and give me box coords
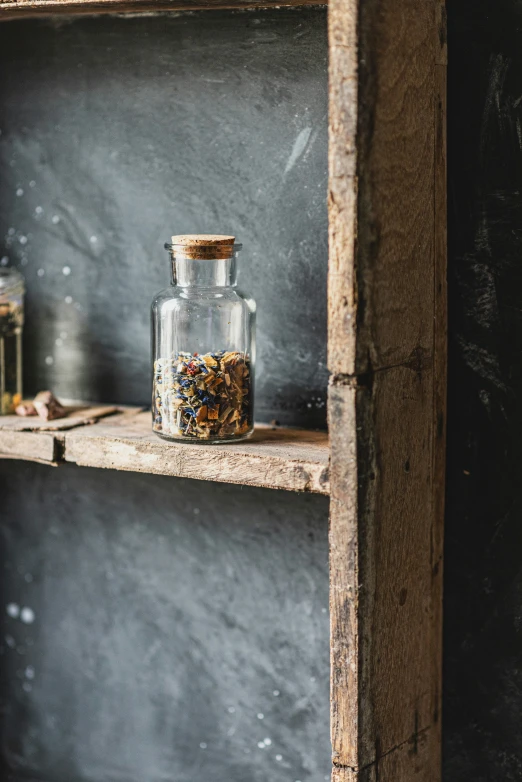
[0,266,25,415]
[151,235,256,443]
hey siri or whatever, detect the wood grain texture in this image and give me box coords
[327,0,358,376]
[357,365,434,762]
[0,429,58,462]
[0,404,125,432]
[0,0,325,20]
[332,726,433,781]
[329,367,436,772]
[356,0,436,374]
[65,412,330,493]
[0,407,329,493]
[329,384,358,762]
[328,0,446,779]
[0,405,329,492]
[430,0,448,769]
[328,0,437,376]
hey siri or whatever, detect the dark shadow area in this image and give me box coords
[444,1,522,779]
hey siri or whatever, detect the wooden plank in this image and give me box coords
[328,0,437,376]
[0,404,136,463]
[0,0,326,21]
[0,403,128,432]
[430,0,448,771]
[357,365,435,764]
[327,0,358,377]
[332,725,433,781]
[329,383,358,762]
[328,0,446,780]
[0,429,58,462]
[0,406,329,493]
[373,728,433,782]
[330,366,436,772]
[64,412,330,493]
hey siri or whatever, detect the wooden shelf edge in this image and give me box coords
[0,0,327,22]
[0,406,330,495]
[0,430,60,464]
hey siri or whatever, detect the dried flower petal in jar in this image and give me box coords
[153,350,252,439]
[151,235,256,443]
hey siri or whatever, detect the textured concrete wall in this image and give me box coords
[0,9,330,782]
[0,9,328,429]
[0,462,330,782]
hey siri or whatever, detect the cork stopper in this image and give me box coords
[170,234,236,260]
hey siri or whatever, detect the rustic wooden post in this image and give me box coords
[328,0,447,779]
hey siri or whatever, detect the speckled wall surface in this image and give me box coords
[0,462,330,782]
[444,1,522,779]
[0,9,330,782]
[0,9,328,429]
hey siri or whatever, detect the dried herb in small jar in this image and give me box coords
[151,235,256,443]
[0,268,25,415]
[153,350,252,440]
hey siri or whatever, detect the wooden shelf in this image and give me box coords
[0,0,326,22]
[0,405,330,494]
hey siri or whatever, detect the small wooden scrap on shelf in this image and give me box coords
[0,401,130,465]
[3,398,123,432]
[16,390,66,420]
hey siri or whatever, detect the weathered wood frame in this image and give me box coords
[0,2,447,781]
[328,1,447,779]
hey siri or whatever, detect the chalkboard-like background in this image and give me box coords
[0,462,330,782]
[444,0,522,779]
[0,9,330,782]
[0,10,328,429]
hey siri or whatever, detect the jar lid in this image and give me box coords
[169,234,238,260]
[0,266,25,297]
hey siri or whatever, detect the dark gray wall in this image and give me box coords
[0,462,330,782]
[0,9,328,429]
[0,9,330,782]
[444,1,522,779]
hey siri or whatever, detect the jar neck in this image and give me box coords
[172,257,237,288]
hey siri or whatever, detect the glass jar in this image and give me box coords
[0,266,25,415]
[151,235,256,443]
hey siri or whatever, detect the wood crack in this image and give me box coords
[330,346,434,388]
[332,724,432,774]
[0,408,330,494]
